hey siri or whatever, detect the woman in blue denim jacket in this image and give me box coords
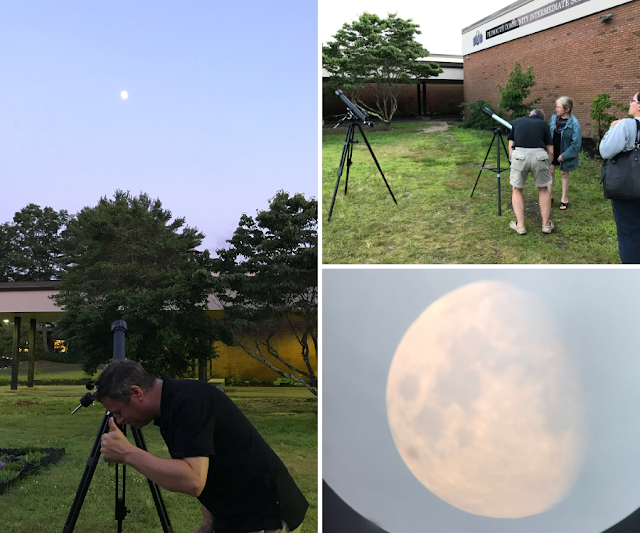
[548,97,582,210]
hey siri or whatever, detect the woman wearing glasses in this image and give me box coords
[599,93,640,263]
[548,96,582,210]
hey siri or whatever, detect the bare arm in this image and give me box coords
[547,144,554,160]
[509,140,514,156]
[101,417,208,497]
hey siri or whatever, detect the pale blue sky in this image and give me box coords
[320,0,511,52]
[0,1,317,252]
[324,268,640,533]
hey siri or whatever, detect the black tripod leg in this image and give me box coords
[471,134,496,198]
[500,133,510,162]
[356,123,398,204]
[497,132,511,216]
[62,413,111,533]
[115,424,129,533]
[496,132,502,216]
[131,427,174,533]
[344,125,355,195]
[328,122,355,221]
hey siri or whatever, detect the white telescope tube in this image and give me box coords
[482,107,512,130]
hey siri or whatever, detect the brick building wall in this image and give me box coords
[323,81,464,119]
[463,0,640,137]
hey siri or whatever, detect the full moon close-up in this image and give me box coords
[386,281,586,518]
[324,269,640,533]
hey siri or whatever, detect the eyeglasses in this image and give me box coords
[631,100,640,105]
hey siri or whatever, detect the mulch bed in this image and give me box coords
[581,138,602,161]
[0,447,65,495]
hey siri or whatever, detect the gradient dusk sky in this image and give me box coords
[0,0,317,253]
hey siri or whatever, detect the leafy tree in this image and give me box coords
[214,191,317,396]
[0,223,14,282]
[590,93,629,148]
[0,204,69,282]
[497,61,542,120]
[54,191,218,377]
[323,13,442,129]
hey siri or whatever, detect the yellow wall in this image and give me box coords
[210,327,317,381]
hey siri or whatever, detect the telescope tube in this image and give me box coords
[335,90,370,123]
[111,320,127,361]
[482,107,512,130]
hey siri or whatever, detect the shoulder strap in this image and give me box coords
[634,118,640,146]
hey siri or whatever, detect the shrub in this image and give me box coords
[498,61,541,120]
[590,93,629,148]
[274,377,304,387]
[460,100,504,131]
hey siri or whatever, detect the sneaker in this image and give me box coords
[542,220,555,234]
[509,221,527,235]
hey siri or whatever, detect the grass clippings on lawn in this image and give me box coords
[322,121,619,264]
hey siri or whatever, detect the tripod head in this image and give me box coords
[71,320,128,414]
[335,90,375,127]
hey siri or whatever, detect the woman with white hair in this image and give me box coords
[548,96,582,210]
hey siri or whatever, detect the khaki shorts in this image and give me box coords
[509,148,552,188]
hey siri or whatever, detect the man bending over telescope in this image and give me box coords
[96,360,308,533]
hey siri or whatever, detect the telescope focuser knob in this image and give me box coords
[71,391,96,415]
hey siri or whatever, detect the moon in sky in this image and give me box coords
[386,280,587,519]
[120,90,128,99]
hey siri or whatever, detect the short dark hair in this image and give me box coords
[530,108,546,121]
[94,360,157,403]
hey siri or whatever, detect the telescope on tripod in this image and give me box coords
[62,321,173,533]
[470,108,513,216]
[328,90,397,221]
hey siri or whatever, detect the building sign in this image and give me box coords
[473,30,483,46]
[486,19,520,39]
[487,0,591,39]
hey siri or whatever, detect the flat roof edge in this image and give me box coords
[0,281,62,292]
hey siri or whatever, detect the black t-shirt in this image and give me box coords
[154,378,308,533]
[507,116,553,149]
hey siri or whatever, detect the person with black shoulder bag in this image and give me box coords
[599,91,640,263]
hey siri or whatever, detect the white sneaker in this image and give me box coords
[542,220,555,234]
[509,221,527,235]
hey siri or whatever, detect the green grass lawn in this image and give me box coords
[0,385,317,533]
[322,121,619,264]
[0,360,98,386]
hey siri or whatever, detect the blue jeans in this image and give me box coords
[611,199,640,263]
